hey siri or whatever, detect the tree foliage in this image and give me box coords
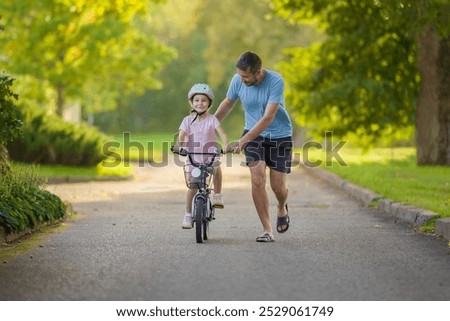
[271,0,450,148]
[0,17,22,147]
[94,0,207,134]
[95,0,321,137]
[0,75,22,146]
[199,0,320,90]
[0,0,175,116]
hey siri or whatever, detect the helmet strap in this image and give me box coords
[190,108,208,124]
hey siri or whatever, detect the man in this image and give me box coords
[215,51,293,242]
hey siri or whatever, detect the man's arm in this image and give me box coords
[214,97,236,122]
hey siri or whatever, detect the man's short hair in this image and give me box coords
[236,51,262,74]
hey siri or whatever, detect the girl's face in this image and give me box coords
[190,94,211,113]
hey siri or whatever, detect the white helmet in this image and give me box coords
[188,83,215,102]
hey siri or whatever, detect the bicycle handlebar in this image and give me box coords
[171,146,222,167]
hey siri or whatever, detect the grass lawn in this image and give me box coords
[12,160,133,180]
[301,147,450,219]
[10,133,175,180]
[31,163,97,177]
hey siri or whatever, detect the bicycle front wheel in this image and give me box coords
[203,216,209,241]
[194,196,206,243]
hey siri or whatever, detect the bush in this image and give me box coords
[0,163,66,234]
[7,107,110,166]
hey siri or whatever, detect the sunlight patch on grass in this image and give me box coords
[96,161,133,177]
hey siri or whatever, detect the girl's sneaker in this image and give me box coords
[182,214,193,229]
[212,193,224,208]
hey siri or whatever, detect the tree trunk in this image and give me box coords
[0,144,11,174]
[56,83,64,117]
[416,25,450,166]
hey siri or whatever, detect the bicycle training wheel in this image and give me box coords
[194,197,206,243]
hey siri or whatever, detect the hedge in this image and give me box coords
[7,107,110,166]
[0,163,66,234]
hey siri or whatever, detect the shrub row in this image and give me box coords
[0,164,66,234]
[7,107,110,166]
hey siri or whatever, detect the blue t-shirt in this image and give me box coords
[226,70,292,139]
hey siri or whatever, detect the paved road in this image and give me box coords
[0,156,449,300]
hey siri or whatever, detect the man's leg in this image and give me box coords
[266,136,291,231]
[270,169,289,230]
[249,161,272,233]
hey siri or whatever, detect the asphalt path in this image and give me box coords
[0,155,449,300]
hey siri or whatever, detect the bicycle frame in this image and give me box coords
[172,147,219,243]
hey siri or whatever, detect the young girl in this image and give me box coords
[175,84,228,229]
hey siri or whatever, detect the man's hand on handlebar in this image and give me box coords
[226,141,241,154]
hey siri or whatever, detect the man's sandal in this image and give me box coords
[276,204,290,234]
[256,232,275,242]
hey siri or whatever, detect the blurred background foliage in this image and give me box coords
[1,0,448,234]
[92,0,320,139]
[0,0,319,142]
[1,0,449,165]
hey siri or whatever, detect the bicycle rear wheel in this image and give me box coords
[194,197,206,243]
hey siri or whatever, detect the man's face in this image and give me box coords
[237,68,260,87]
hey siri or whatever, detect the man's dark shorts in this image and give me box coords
[242,130,293,173]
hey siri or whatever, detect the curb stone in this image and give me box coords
[1,226,34,244]
[301,163,450,242]
[436,218,450,240]
[301,164,380,206]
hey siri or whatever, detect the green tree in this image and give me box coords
[100,0,320,138]
[0,17,22,172]
[198,0,321,138]
[0,75,22,145]
[200,0,320,89]
[0,0,175,117]
[94,0,205,134]
[272,0,450,165]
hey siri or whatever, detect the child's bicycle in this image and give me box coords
[171,146,221,243]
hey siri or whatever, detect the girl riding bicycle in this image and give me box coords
[174,84,228,229]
